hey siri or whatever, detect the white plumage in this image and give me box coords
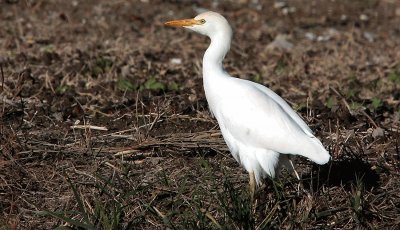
[165,11,330,193]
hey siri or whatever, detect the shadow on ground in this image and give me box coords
[303,158,380,191]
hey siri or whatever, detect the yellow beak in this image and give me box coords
[165,18,201,27]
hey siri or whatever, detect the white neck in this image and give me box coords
[202,32,232,78]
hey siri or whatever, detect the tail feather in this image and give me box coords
[298,137,330,165]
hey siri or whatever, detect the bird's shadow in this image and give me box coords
[301,157,380,192]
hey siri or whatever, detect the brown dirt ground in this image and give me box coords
[1,0,400,229]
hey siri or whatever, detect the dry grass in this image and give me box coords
[1,0,400,229]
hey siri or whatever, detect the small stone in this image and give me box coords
[266,34,293,52]
[327,28,340,37]
[274,1,287,9]
[53,112,63,122]
[170,58,182,65]
[317,35,330,42]
[121,65,131,77]
[360,14,369,21]
[188,94,198,102]
[305,32,316,41]
[396,8,400,17]
[363,32,375,42]
[372,127,384,138]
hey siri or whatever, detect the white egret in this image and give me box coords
[165,11,330,199]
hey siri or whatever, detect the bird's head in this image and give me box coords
[165,11,232,39]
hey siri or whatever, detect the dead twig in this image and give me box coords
[70,125,108,131]
[1,63,4,92]
[329,87,354,115]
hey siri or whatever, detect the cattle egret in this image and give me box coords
[165,11,330,199]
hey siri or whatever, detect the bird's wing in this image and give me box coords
[216,78,329,164]
[246,80,314,136]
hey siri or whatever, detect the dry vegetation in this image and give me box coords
[1,0,400,229]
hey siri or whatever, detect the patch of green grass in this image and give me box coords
[42,176,99,229]
[217,176,255,229]
[116,78,136,92]
[117,77,170,93]
[345,75,362,99]
[350,176,372,228]
[350,101,363,111]
[41,173,140,230]
[168,81,180,91]
[40,44,55,53]
[93,56,113,75]
[345,88,359,99]
[55,85,69,95]
[181,207,216,230]
[388,69,400,84]
[369,97,382,112]
[293,102,307,111]
[158,159,256,229]
[140,76,165,92]
[83,56,114,77]
[274,58,288,76]
[326,95,338,109]
[351,178,363,217]
[252,73,263,84]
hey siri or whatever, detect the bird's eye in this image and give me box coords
[199,19,206,24]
